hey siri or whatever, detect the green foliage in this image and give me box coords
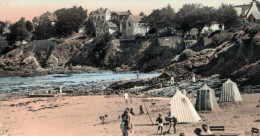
[103,32,112,42]
[175,4,201,34]
[0,21,6,35]
[34,17,56,40]
[176,4,217,38]
[55,6,87,37]
[25,21,33,32]
[0,38,13,56]
[139,12,145,16]
[84,19,96,37]
[7,18,29,43]
[216,4,239,29]
[141,4,175,30]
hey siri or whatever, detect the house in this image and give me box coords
[89,8,111,27]
[90,8,148,37]
[96,21,118,37]
[123,15,148,37]
[32,11,57,26]
[234,0,260,23]
[111,10,131,35]
[201,22,224,34]
[111,10,131,21]
[105,22,118,36]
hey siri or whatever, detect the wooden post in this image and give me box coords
[143,101,154,124]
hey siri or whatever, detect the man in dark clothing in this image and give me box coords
[139,105,144,115]
[166,112,177,134]
[156,114,163,135]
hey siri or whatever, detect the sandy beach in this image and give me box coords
[0,93,259,136]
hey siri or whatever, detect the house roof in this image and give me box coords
[112,11,131,16]
[130,15,143,23]
[32,11,57,22]
[106,22,118,28]
[234,1,260,19]
[90,8,109,15]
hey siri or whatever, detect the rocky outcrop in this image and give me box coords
[0,25,259,90]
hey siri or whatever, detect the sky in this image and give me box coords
[0,0,252,23]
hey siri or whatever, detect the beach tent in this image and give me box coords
[195,84,219,111]
[170,90,201,123]
[219,79,242,102]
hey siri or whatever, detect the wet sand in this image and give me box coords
[0,93,259,136]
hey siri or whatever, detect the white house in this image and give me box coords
[234,0,260,23]
[201,22,224,34]
[89,8,111,27]
[124,15,148,37]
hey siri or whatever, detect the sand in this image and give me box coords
[0,93,259,136]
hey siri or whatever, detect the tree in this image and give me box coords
[216,4,239,29]
[0,21,6,36]
[141,4,175,32]
[55,6,87,37]
[139,12,145,16]
[25,21,33,32]
[84,19,95,37]
[6,18,28,43]
[34,16,56,40]
[193,6,216,39]
[175,4,200,36]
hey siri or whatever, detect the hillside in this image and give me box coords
[0,25,259,89]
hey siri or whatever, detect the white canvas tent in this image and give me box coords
[170,90,201,123]
[195,84,219,111]
[219,79,242,102]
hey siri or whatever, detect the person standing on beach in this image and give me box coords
[166,112,177,134]
[156,114,163,135]
[139,105,144,115]
[124,93,128,103]
[120,109,133,136]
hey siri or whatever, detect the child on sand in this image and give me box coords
[156,114,163,135]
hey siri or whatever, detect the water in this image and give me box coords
[0,72,161,94]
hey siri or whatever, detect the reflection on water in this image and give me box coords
[0,72,161,93]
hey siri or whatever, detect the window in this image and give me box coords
[102,16,105,20]
[94,16,96,21]
[128,21,131,27]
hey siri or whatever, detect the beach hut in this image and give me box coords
[195,84,219,111]
[219,79,242,102]
[170,90,201,123]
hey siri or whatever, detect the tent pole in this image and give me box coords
[143,100,154,124]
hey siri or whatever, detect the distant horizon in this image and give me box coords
[0,0,252,23]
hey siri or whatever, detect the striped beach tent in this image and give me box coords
[219,79,242,102]
[170,90,201,123]
[195,84,219,111]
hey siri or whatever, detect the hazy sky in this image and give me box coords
[0,0,252,23]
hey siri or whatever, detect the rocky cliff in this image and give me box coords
[0,25,259,89]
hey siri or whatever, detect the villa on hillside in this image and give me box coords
[32,11,57,27]
[89,8,148,37]
[234,0,260,23]
[123,15,148,37]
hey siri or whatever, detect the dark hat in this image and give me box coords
[159,114,162,116]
